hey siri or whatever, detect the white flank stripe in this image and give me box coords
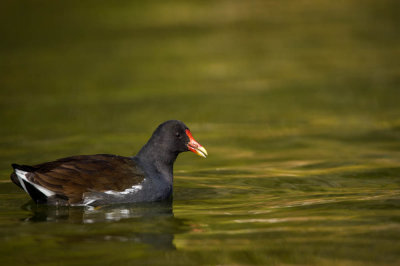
[15,169,55,197]
[82,198,97,206]
[81,179,146,206]
[104,184,143,196]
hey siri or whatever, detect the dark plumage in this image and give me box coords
[10,120,207,206]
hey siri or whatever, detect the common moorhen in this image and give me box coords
[10,120,207,206]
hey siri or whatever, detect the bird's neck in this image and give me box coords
[135,141,178,183]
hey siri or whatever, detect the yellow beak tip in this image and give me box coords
[196,146,208,158]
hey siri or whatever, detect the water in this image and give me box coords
[1,0,400,265]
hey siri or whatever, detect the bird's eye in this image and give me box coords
[175,132,181,138]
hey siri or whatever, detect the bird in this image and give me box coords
[10,120,207,206]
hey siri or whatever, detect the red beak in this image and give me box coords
[185,129,208,158]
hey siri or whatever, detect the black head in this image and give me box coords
[139,120,207,160]
[153,120,191,153]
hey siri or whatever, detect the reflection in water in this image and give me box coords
[21,201,187,250]
[22,201,174,223]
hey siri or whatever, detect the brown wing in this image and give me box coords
[25,154,145,204]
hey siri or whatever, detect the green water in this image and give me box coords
[1,0,400,265]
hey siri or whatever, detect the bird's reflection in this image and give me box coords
[21,200,187,250]
[22,200,174,223]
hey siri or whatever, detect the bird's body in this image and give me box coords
[10,120,207,206]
